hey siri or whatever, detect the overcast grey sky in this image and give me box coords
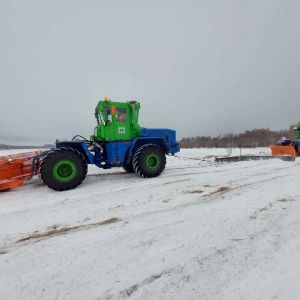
[0,0,300,145]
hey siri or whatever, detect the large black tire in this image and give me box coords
[122,162,134,173]
[41,147,88,191]
[133,144,166,178]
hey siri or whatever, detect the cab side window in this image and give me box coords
[116,108,127,122]
[103,107,111,122]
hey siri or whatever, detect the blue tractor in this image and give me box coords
[40,98,180,191]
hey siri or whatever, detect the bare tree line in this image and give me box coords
[180,125,298,148]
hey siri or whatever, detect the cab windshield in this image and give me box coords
[97,107,111,124]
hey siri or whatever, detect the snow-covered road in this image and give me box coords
[1,148,300,300]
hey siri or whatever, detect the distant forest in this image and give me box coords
[180,125,298,148]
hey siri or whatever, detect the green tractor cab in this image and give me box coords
[92,98,141,142]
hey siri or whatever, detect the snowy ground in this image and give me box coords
[1,148,300,300]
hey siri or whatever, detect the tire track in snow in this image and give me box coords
[105,198,298,299]
[1,167,292,248]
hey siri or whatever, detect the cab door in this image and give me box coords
[114,107,131,141]
[101,106,115,141]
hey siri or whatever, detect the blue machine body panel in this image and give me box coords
[139,128,179,153]
[105,141,132,165]
[56,127,180,169]
[140,128,177,145]
[277,138,300,147]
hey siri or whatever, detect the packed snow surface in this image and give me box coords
[1,148,300,300]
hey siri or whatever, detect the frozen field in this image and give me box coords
[1,148,300,300]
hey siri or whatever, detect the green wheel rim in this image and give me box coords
[146,154,160,169]
[53,160,77,182]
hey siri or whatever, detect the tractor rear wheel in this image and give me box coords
[41,148,88,191]
[133,144,166,178]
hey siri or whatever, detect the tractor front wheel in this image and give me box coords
[41,148,88,191]
[122,162,134,173]
[133,144,166,178]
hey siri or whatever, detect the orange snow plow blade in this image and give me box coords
[270,145,297,157]
[0,151,44,191]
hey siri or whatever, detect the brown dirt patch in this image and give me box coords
[278,197,294,202]
[216,186,230,193]
[201,186,231,198]
[17,217,120,243]
[187,189,204,194]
